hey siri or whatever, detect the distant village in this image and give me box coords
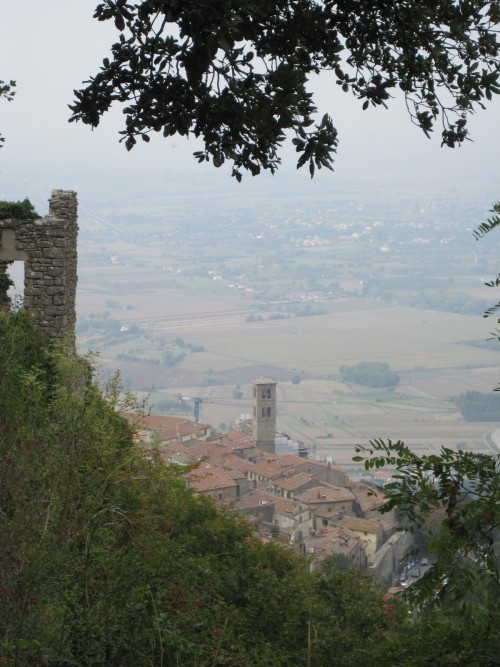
[122,378,413,584]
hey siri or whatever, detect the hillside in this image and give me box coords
[1,310,498,666]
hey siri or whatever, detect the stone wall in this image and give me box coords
[369,529,414,584]
[0,190,78,341]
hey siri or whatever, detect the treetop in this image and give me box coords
[70,1,500,179]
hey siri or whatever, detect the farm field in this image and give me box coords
[73,189,500,471]
[78,284,500,471]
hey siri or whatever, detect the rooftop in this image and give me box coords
[296,486,355,504]
[186,464,238,493]
[120,413,210,442]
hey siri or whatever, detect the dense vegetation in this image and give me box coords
[340,361,400,388]
[354,438,500,667]
[454,389,500,421]
[0,311,397,666]
[2,310,500,664]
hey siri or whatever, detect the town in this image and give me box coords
[123,377,414,586]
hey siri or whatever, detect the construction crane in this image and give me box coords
[178,394,248,424]
[179,395,204,423]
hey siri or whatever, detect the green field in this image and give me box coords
[78,285,500,470]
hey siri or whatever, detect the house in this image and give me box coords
[302,526,368,571]
[350,482,396,525]
[120,413,210,445]
[234,490,313,543]
[293,459,347,488]
[185,463,238,504]
[221,430,258,461]
[295,486,355,529]
[270,472,318,499]
[340,517,385,563]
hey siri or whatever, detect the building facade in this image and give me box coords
[252,377,277,454]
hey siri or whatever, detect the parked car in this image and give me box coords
[421,557,429,566]
[411,567,421,578]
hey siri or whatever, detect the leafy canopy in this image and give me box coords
[0,79,15,148]
[0,311,396,667]
[350,203,500,663]
[70,1,500,179]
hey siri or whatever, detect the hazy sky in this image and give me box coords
[1,1,500,211]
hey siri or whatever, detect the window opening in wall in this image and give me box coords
[267,388,271,398]
[267,407,271,417]
[5,261,24,311]
[262,407,266,417]
[261,389,266,398]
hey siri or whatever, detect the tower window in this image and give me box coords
[267,407,271,417]
[262,389,266,398]
[267,388,271,398]
[262,407,266,417]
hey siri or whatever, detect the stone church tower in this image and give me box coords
[252,378,277,454]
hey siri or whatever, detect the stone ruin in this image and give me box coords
[0,190,78,341]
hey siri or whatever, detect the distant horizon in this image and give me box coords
[1,1,499,216]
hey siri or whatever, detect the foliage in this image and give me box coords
[353,438,500,663]
[473,204,500,360]
[454,389,500,421]
[0,199,39,311]
[0,199,39,221]
[0,311,397,666]
[70,1,500,179]
[307,566,390,666]
[340,361,400,388]
[0,80,15,148]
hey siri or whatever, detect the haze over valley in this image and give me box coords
[16,173,494,472]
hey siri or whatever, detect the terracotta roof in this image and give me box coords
[296,486,355,504]
[303,526,363,559]
[222,430,255,447]
[278,453,308,468]
[340,517,381,534]
[216,453,249,474]
[186,464,237,493]
[297,459,346,474]
[351,482,388,512]
[120,412,209,442]
[234,489,306,516]
[272,472,314,491]
[183,441,222,461]
[245,459,285,479]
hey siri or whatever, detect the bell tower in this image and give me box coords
[252,378,277,454]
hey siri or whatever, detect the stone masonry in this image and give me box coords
[0,190,78,341]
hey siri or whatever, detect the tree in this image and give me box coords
[340,361,400,388]
[353,438,500,665]
[0,79,15,148]
[475,202,500,329]
[70,1,500,180]
[1,310,401,666]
